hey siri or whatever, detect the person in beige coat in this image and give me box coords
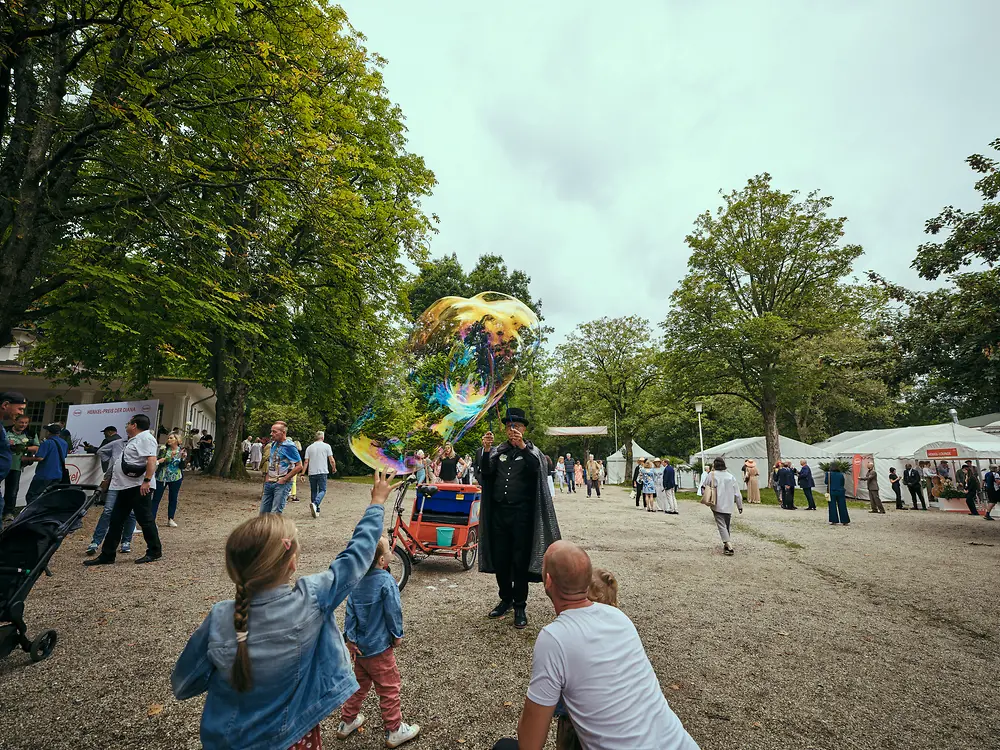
[742,460,761,503]
[865,460,885,514]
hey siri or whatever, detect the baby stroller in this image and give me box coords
[0,483,100,662]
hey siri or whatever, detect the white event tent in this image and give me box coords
[700,435,833,492]
[814,423,1000,505]
[605,441,656,484]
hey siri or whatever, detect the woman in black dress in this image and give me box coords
[436,442,460,482]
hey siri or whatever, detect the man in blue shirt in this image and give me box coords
[259,421,303,514]
[798,460,816,510]
[24,423,68,504]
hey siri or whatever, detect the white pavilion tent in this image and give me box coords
[605,441,656,484]
[700,435,833,492]
[814,423,1000,503]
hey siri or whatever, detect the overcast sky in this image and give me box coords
[340,0,999,345]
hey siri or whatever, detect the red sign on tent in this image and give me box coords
[926,447,959,458]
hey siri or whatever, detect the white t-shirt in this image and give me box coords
[109,430,159,491]
[304,441,334,475]
[528,603,699,750]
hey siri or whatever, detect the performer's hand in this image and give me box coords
[482,431,494,451]
[370,469,399,505]
[508,427,525,450]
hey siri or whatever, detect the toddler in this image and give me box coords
[337,536,420,747]
[556,568,620,750]
[172,471,394,750]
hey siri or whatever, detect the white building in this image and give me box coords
[0,330,216,437]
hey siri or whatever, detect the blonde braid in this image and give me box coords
[231,583,252,692]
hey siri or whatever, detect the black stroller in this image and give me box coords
[0,483,100,662]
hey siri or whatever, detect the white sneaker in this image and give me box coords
[336,713,366,739]
[168,519,178,527]
[385,722,420,748]
[310,502,318,518]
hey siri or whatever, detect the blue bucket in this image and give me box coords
[436,527,455,547]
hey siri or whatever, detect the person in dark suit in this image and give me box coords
[984,465,998,521]
[825,465,850,525]
[903,463,926,510]
[961,461,980,516]
[797,460,816,510]
[888,467,904,509]
[778,461,797,509]
[632,461,644,508]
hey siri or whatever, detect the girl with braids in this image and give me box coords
[172,470,397,750]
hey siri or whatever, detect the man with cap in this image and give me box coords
[23,423,68,504]
[84,425,125,473]
[478,407,561,629]
[0,392,29,519]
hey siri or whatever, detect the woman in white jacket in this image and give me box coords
[706,457,743,556]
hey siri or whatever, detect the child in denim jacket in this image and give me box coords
[337,536,419,748]
[172,471,395,750]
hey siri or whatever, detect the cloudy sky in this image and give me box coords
[341,0,999,344]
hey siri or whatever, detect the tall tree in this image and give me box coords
[663,173,865,468]
[555,316,660,477]
[407,252,542,320]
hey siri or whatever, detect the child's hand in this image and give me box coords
[392,637,403,648]
[370,469,399,506]
[346,641,361,657]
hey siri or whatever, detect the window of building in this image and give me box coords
[53,401,70,426]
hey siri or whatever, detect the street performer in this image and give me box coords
[478,407,560,630]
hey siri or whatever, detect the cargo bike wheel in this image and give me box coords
[390,545,412,592]
[461,527,479,570]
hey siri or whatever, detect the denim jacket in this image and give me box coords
[345,568,403,658]
[171,505,384,750]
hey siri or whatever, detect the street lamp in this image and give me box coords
[694,402,705,475]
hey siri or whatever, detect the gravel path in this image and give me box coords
[1,478,997,749]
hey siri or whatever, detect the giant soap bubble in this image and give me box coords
[349,292,540,474]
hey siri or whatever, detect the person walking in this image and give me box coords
[573,460,584,493]
[85,433,137,556]
[984,465,999,520]
[83,414,163,566]
[258,421,303,514]
[903,463,926,510]
[23,423,68,505]
[152,432,185,527]
[888,467,904,510]
[864,460,885,514]
[586,454,601,498]
[798,460,816,510]
[743,459,760,504]
[478,408,561,630]
[661,459,678,514]
[303,431,337,518]
[640,459,658,512]
[707,458,743,555]
[962,461,981,516]
[555,456,567,493]
[241,436,252,466]
[564,454,576,493]
[825,464,851,526]
[248,438,263,471]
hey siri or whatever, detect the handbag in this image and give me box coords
[120,445,147,478]
[628,489,636,501]
[700,472,717,507]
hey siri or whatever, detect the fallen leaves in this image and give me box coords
[147,703,163,717]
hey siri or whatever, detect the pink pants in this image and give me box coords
[341,648,402,732]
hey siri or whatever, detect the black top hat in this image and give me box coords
[502,407,529,427]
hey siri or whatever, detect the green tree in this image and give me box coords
[407,252,542,320]
[554,316,661,478]
[663,174,865,468]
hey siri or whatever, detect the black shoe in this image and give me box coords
[135,554,161,564]
[513,607,527,629]
[985,514,993,520]
[488,601,512,619]
[83,557,115,566]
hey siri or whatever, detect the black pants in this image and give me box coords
[802,486,815,509]
[782,485,795,508]
[965,488,980,515]
[99,484,162,560]
[635,480,644,507]
[492,740,518,750]
[491,503,533,607]
[3,470,21,516]
[891,482,903,508]
[907,484,926,509]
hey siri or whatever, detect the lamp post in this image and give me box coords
[695,402,705,475]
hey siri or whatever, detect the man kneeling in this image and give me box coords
[494,541,699,750]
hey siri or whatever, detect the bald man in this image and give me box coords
[493,542,699,750]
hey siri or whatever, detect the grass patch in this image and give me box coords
[677,488,867,509]
[731,520,804,550]
[333,475,376,485]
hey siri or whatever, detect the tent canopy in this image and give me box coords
[701,435,833,461]
[604,441,656,484]
[546,426,608,436]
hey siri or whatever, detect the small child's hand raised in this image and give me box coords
[370,469,399,506]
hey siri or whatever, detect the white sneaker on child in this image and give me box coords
[385,722,420,748]
[336,713,365,739]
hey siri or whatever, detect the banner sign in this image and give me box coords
[852,454,863,496]
[926,447,960,458]
[65,400,159,453]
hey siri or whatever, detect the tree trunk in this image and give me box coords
[623,429,633,485]
[762,390,781,471]
[207,330,251,479]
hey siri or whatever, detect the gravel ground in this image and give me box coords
[1,477,997,750]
